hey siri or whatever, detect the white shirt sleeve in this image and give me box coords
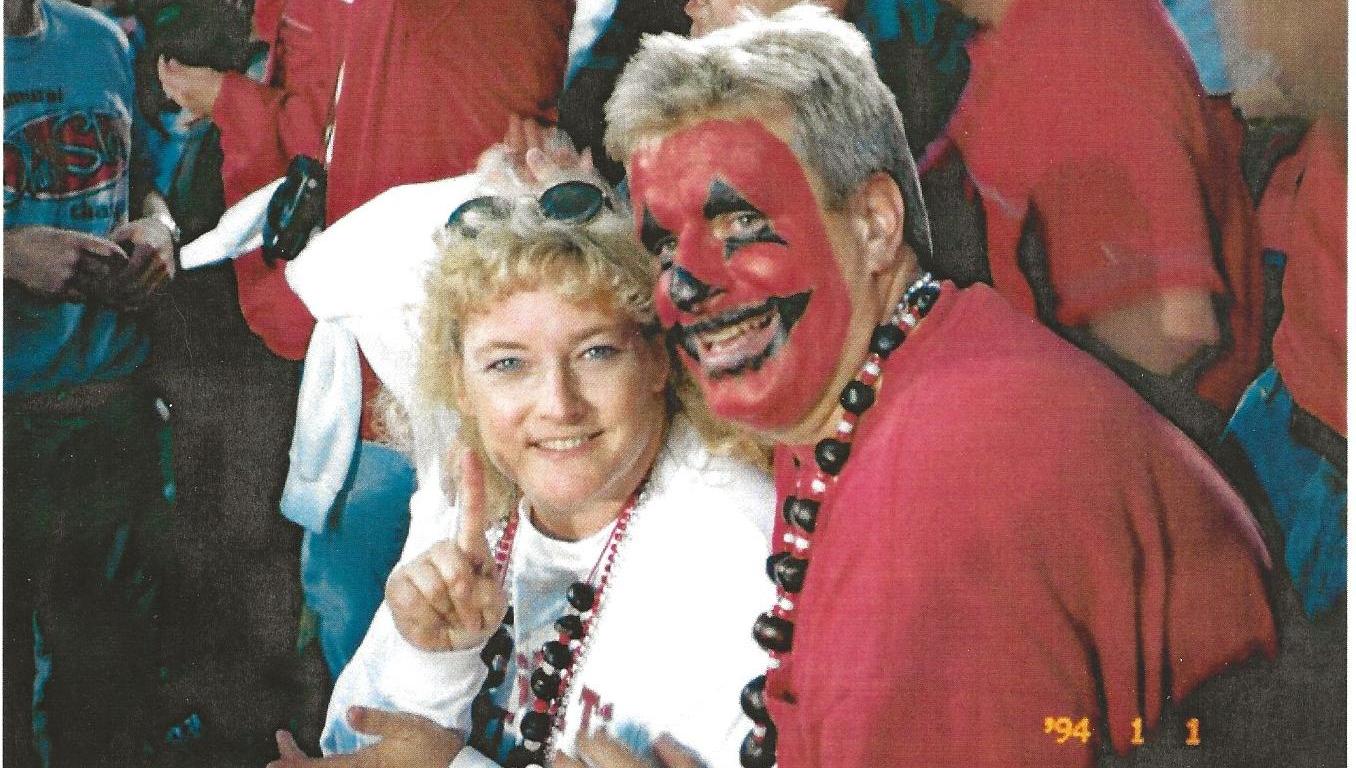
[450,746,502,768]
[321,605,488,754]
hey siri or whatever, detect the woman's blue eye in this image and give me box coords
[487,357,525,373]
[582,345,621,361]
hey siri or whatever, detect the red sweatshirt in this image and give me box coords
[214,0,347,361]
[926,0,1262,413]
[1263,119,1346,436]
[214,0,572,437]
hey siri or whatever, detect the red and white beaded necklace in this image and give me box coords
[738,274,941,768]
[470,485,646,768]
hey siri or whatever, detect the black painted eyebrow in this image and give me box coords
[703,179,763,220]
[639,207,672,253]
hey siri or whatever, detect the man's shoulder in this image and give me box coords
[908,283,1133,398]
[880,285,1167,466]
[43,0,128,47]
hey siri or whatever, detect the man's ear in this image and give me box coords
[647,335,672,396]
[854,171,906,276]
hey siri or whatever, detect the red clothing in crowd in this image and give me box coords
[328,0,571,436]
[212,0,572,431]
[328,0,572,223]
[213,0,347,360]
[1262,118,1346,436]
[764,283,1276,768]
[926,0,1261,412]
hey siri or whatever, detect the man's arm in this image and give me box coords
[3,226,126,302]
[1031,158,1226,376]
[160,58,330,200]
[1086,289,1220,375]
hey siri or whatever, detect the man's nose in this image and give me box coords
[668,265,716,313]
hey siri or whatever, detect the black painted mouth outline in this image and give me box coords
[668,291,811,378]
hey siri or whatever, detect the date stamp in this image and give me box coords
[1043,716,1202,746]
[1043,716,1092,744]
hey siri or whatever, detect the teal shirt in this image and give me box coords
[4,0,148,395]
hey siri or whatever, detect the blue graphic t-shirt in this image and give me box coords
[4,0,148,395]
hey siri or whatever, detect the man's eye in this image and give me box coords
[486,357,525,373]
[719,210,770,241]
[654,237,677,270]
[734,211,765,229]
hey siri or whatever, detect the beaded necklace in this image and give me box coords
[470,487,645,768]
[738,274,941,768]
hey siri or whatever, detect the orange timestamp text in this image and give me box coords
[1043,716,1202,746]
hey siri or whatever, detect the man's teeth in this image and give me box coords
[538,436,590,450]
[698,310,775,349]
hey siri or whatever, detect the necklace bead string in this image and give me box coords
[471,482,648,768]
[738,274,941,768]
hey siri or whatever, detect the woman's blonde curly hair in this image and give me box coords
[416,171,767,521]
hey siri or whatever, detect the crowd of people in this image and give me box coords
[2,0,1344,766]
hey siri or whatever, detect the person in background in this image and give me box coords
[598,9,1277,766]
[921,0,1262,445]
[122,0,326,760]
[4,0,177,763]
[160,0,574,688]
[157,0,348,750]
[557,0,691,186]
[1214,0,1345,618]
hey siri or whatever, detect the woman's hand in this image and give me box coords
[386,451,509,652]
[551,731,706,768]
[266,706,465,767]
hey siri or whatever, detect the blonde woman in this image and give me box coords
[272,170,775,768]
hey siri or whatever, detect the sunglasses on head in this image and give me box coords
[445,180,614,238]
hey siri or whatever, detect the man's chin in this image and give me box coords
[686,353,808,432]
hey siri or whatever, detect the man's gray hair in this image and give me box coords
[604,4,931,264]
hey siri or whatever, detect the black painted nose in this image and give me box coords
[669,266,715,312]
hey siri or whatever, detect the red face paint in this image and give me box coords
[628,118,855,434]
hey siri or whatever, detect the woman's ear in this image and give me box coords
[854,171,906,276]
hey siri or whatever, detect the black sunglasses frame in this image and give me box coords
[445,180,614,238]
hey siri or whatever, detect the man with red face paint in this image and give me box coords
[598,8,1278,768]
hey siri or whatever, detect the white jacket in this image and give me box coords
[323,419,775,768]
[280,174,480,531]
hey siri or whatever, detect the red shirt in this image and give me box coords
[326,0,572,223]
[215,0,571,434]
[1263,119,1346,437]
[214,0,347,361]
[764,283,1276,768]
[326,0,571,436]
[927,0,1262,412]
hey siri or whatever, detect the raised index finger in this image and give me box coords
[455,450,492,570]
